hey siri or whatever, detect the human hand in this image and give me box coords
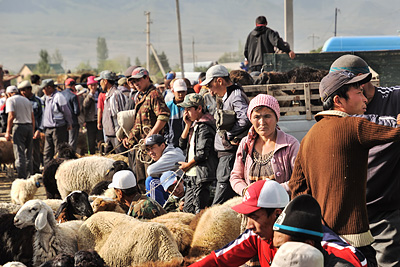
[288,51,296,59]
[122,137,131,149]
[67,125,72,131]
[5,132,11,141]
[33,130,40,139]
[183,110,192,125]
[397,114,400,125]
[178,161,192,172]
[97,122,102,130]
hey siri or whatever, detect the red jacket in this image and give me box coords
[190,230,276,267]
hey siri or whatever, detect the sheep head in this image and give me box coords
[14,199,53,231]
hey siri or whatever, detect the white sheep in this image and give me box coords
[0,200,63,217]
[13,199,83,267]
[55,156,115,199]
[78,211,183,267]
[151,212,196,253]
[10,173,42,205]
[189,197,242,257]
[2,262,27,267]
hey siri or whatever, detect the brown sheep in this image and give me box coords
[91,197,125,214]
[229,70,254,86]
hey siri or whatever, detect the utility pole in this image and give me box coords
[308,34,320,50]
[192,37,195,71]
[175,0,185,78]
[284,0,294,50]
[334,8,340,36]
[150,44,166,77]
[145,11,151,72]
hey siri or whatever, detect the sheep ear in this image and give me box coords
[35,207,48,231]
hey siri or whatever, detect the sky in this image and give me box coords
[1,0,399,73]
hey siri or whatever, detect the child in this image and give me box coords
[178,94,218,214]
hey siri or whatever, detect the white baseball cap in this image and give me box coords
[6,85,18,94]
[173,79,187,92]
[108,170,137,189]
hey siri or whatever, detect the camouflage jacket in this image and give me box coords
[128,85,170,145]
[128,194,167,219]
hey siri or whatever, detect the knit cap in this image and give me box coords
[330,54,370,74]
[273,194,324,242]
[247,94,280,120]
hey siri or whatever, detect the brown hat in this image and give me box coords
[319,70,371,102]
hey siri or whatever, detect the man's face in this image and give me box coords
[272,231,291,248]
[173,90,187,103]
[246,209,278,240]
[207,77,226,97]
[184,106,201,122]
[168,180,185,198]
[42,86,54,96]
[146,143,165,161]
[337,85,367,115]
[132,76,151,92]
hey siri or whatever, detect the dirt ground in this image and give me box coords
[0,169,46,203]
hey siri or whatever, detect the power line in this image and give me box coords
[308,34,320,50]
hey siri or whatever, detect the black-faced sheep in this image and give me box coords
[0,213,34,266]
[10,174,43,205]
[54,191,93,223]
[188,197,242,257]
[13,200,83,267]
[55,156,116,199]
[78,211,183,267]
[42,143,78,199]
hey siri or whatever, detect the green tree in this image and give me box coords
[36,49,51,74]
[97,37,109,70]
[310,46,323,53]
[51,48,63,65]
[126,57,131,69]
[75,60,93,72]
[135,57,141,67]
[149,51,170,75]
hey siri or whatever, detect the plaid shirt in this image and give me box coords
[129,85,170,145]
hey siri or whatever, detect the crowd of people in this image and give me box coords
[1,15,400,267]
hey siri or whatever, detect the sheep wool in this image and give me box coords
[56,156,115,199]
[78,211,183,267]
[189,199,242,257]
[14,200,83,267]
[10,174,42,205]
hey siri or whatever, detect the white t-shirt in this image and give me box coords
[6,94,33,124]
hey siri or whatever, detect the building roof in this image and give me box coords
[20,63,65,74]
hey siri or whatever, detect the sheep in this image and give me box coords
[188,197,242,257]
[78,211,183,267]
[54,191,93,223]
[10,174,43,205]
[38,250,106,267]
[42,143,78,199]
[0,137,15,178]
[0,213,34,266]
[0,202,21,216]
[55,156,116,199]
[2,262,27,267]
[90,197,125,214]
[229,69,254,86]
[14,199,83,267]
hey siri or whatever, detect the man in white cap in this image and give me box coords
[200,65,251,205]
[5,83,34,178]
[108,170,166,219]
[165,78,187,148]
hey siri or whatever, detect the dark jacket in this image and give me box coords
[61,88,80,126]
[82,91,98,122]
[244,26,291,68]
[179,113,218,182]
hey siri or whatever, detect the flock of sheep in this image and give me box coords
[0,151,243,267]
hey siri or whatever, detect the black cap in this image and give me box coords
[145,134,165,146]
[273,195,324,242]
[319,70,371,102]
